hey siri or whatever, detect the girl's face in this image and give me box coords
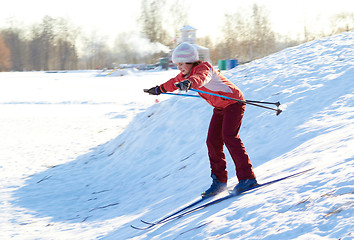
[176,62,193,75]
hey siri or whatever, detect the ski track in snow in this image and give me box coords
[0,32,353,240]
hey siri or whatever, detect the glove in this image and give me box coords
[144,86,162,95]
[175,80,191,92]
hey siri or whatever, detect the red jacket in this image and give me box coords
[160,62,244,109]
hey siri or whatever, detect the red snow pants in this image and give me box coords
[206,103,256,183]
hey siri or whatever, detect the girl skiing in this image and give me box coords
[145,42,257,197]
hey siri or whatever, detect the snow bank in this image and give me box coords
[1,32,353,240]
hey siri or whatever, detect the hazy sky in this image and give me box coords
[1,0,353,42]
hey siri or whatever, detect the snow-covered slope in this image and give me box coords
[1,32,353,240]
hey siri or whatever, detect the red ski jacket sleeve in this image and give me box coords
[160,61,245,109]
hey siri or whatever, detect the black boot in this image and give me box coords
[233,179,258,193]
[201,175,227,198]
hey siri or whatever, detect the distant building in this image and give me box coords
[180,25,197,44]
[174,25,211,63]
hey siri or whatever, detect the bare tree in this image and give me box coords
[0,21,26,71]
[330,11,354,34]
[28,25,43,70]
[27,16,57,70]
[139,0,170,45]
[168,0,189,46]
[55,18,80,70]
[0,36,11,71]
[222,11,254,62]
[221,4,276,63]
[80,30,110,69]
[25,16,80,70]
[40,16,56,70]
[250,4,276,60]
[113,32,141,64]
[222,13,246,59]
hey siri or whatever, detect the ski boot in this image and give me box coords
[233,179,258,193]
[201,174,227,198]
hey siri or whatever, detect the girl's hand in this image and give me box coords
[175,80,191,92]
[144,86,162,95]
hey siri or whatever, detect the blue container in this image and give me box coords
[227,59,238,70]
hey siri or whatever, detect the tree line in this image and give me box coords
[0,1,353,72]
[0,16,79,71]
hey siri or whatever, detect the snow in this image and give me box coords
[1,32,353,240]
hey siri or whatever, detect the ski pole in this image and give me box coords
[161,92,200,98]
[244,100,281,107]
[163,91,280,106]
[190,88,282,115]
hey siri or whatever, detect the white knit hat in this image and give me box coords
[172,42,199,63]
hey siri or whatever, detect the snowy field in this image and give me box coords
[0,32,353,240]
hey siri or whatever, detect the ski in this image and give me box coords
[131,197,207,230]
[131,168,313,230]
